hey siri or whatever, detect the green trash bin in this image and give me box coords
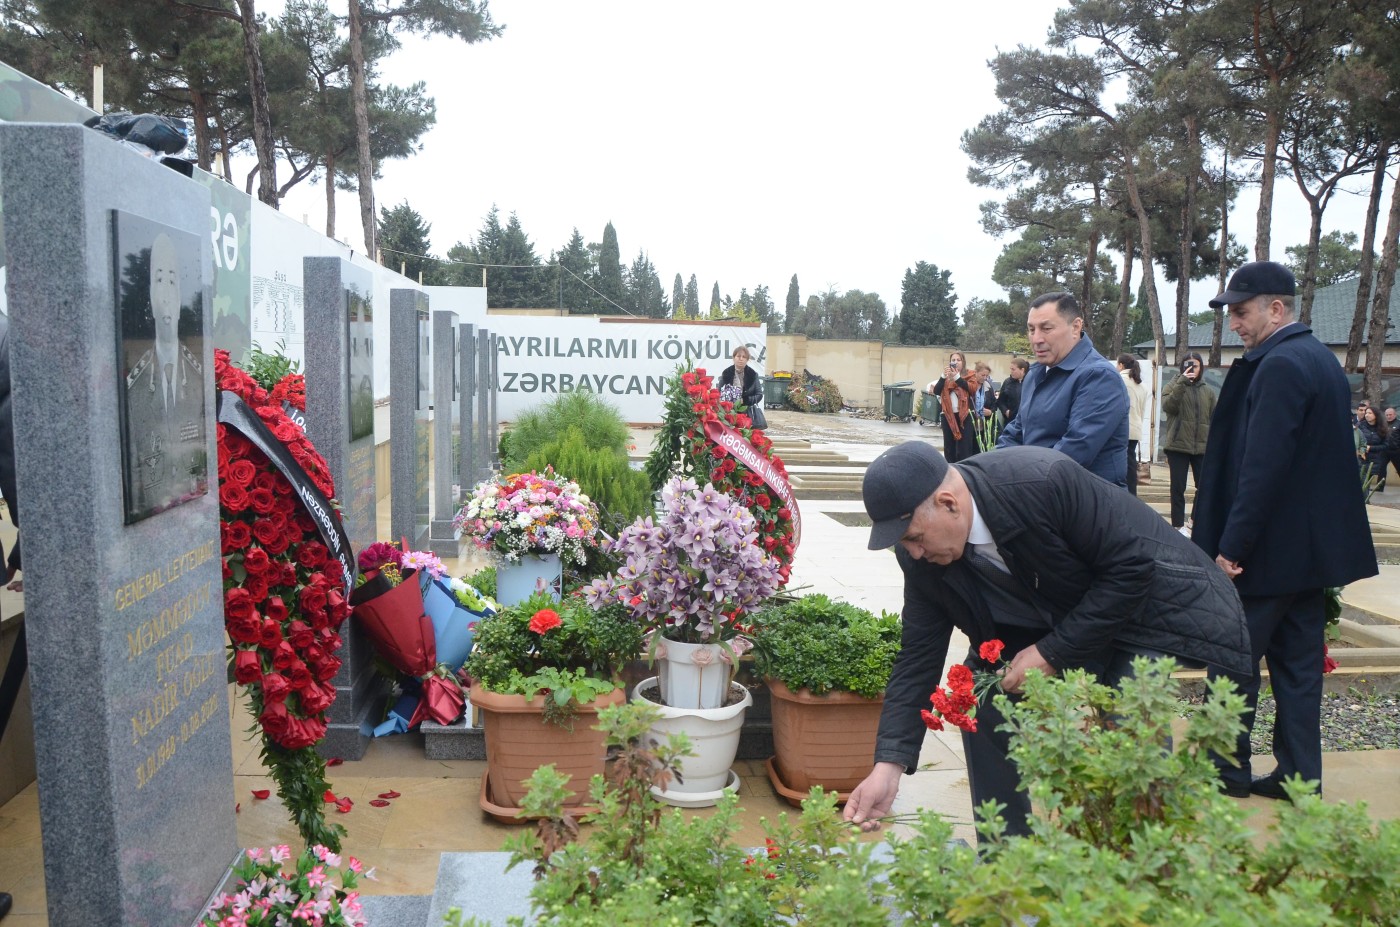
[763,376,787,410]
[882,381,915,421]
[918,390,941,425]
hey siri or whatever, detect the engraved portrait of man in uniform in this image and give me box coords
[114,211,208,524]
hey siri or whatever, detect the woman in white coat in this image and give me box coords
[1117,354,1151,496]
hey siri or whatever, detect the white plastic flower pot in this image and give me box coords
[633,676,751,807]
[656,638,731,710]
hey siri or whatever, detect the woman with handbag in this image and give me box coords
[717,345,767,429]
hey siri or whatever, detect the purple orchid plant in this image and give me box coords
[584,476,784,646]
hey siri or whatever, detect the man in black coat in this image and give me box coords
[843,441,1252,840]
[1193,261,1377,801]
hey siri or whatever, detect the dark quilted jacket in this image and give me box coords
[873,446,1251,773]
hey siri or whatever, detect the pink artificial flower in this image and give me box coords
[269,845,291,864]
[306,864,327,888]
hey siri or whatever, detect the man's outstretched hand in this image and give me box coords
[843,761,904,832]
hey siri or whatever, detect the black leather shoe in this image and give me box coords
[1219,780,1252,798]
[0,890,13,920]
[1250,774,1319,802]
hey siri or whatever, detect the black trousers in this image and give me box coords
[1165,451,1204,528]
[941,418,978,462]
[1209,589,1326,792]
[1126,439,1140,495]
[958,627,1180,841]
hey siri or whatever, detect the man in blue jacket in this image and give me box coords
[1193,261,1377,801]
[996,292,1129,486]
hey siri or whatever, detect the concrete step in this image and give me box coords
[356,895,432,927]
[426,853,535,927]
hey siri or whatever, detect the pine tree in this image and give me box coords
[378,200,436,283]
[596,222,625,312]
[710,282,722,317]
[672,273,685,317]
[897,262,959,345]
[557,228,594,313]
[785,274,800,334]
[685,275,700,320]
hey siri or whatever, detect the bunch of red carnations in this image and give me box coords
[922,639,1009,734]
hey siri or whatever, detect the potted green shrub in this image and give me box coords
[465,592,643,821]
[750,593,901,804]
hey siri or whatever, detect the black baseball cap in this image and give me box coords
[1209,261,1296,309]
[863,441,949,550]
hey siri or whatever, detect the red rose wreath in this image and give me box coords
[215,349,350,850]
[644,365,797,585]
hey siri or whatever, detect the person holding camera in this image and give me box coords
[930,351,980,462]
[1160,351,1214,531]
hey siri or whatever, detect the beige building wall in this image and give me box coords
[765,335,1023,409]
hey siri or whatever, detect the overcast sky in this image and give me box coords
[271,0,1392,331]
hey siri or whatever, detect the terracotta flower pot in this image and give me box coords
[766,678,884,803]
[472,685,626,818]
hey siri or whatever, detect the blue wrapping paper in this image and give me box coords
[372,692,421,737]
[421,575,492,672]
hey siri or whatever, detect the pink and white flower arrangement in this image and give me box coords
[202,844,370,927]
[453,467,600,567]
[584,476,783,645]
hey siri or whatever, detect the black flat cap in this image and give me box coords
[862,441,948,550]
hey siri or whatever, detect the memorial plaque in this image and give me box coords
[113,210,209,525]
[0,123,236,927]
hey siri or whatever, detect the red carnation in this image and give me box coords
[528,608,562,635]
[979,639,1005,663]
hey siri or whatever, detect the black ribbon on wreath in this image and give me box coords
[216,390,355,598]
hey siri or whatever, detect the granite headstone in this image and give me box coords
[390,288,431,549]
[0,123,236,927]
[428,308,460,556]
[489,331,500,468]
[302,256,386,759]
[458,322,476,496]
[476,327,493,480]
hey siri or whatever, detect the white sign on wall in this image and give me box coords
[488,317,766,422]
